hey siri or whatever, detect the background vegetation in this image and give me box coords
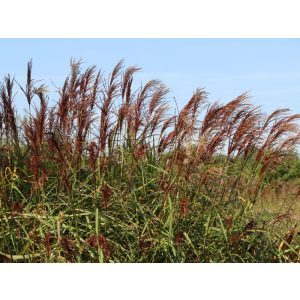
[0,60,300,262]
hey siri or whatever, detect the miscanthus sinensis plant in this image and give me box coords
[0,60,300,262]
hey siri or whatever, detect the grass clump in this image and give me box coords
[0,60,300,262]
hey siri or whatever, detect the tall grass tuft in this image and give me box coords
[0,60,300,262]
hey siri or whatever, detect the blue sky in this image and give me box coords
[0,39,300,115]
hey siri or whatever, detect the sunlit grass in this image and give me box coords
[0,60,299,262]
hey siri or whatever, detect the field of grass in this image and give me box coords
[0,60,300,262]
